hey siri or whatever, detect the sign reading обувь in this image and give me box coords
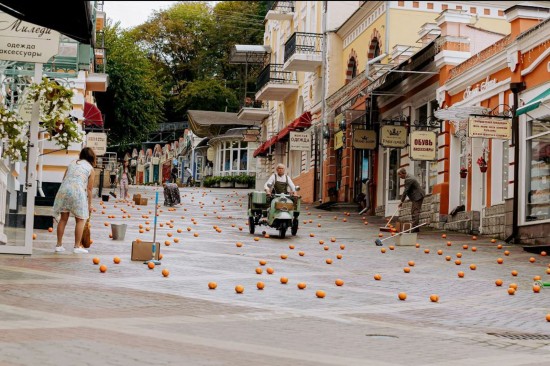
[0,13,60,63]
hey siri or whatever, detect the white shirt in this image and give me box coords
[264,173,296,193]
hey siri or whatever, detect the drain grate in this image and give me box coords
[365,334,399,339]
[488,333,550,341]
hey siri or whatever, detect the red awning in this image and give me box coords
[83,102,104,127]
[253,135,279,157]
[276,111,312,141]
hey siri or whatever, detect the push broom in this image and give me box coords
[374,222,427,246]
[144,191,162,266]
[534,280,550,289]
[380,207,399,232]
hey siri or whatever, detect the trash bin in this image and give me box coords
[111,223,127,240]
[102,194,110,202]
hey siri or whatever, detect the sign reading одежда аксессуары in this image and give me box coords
[0,13,60,63]
[289,131,311,151]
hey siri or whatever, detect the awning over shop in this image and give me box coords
[516,88,550,116]
[276,111,312,141]
[83,102,103,127]
[187,110,256,138]
[253,135,278,157]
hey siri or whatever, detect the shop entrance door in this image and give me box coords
[384,148,401,216]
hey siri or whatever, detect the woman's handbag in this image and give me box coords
[81,218,92,248]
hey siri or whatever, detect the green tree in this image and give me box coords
[96,23,165,152]
[174,79,238,113]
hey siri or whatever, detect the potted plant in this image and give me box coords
[477,153,488,173]
[220,175,234,188]
[460,167,468,178]
[235,174,248,188]
[246,174,256,188]
[0,106,28,161]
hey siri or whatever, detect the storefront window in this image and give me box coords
[388,148,400,200]
[526,118,550,222]
[219,140,251,174]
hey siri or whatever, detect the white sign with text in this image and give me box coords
[86,132,107,156]
[289,131,311,151]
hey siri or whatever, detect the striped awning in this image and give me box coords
[516,88,550,116]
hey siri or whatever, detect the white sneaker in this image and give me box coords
[54,246,65,253]
[73,247,88,254]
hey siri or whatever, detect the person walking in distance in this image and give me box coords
[118,160,133,200]
[397,168,425,232]
[53,147,96,254]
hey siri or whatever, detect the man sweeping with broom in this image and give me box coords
[397,168,425,233]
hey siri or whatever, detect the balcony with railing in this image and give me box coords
[237,98,270,121]
[265,1,295,21]
[283,32,323,72]
[255,64,298,101]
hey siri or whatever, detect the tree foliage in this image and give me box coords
[96,23,165,152]
[174,79,239,113]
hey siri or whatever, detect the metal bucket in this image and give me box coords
[111,223,127,240]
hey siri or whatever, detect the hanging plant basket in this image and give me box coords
[479,166,488,173]
[460,171,468,178]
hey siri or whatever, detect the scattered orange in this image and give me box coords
[437,250,443,255]
[297,282,306,290]
[280,277,288,284]
[497,244,503,249]
[511,270,518,276]
[471,247,477,252]
[457,271,465,278]
[497,258,504,264]
[507,288,516,295]
[323,246,329,251]
[259,259,267,266]
[162,269,170,277]
[113,257,121,264]
[445,256,451,261]
[148,262,155,269]
[266,267,274,274]
[509,283,518,290]
[546,314,550,322]
[319,240,325,245]
[281,254,288,260]
[316,290,326,298]
[408,260,415,267]
[326,258,333,264]
[32,233,37,240]
[92,257,100,265]
[298,251,305,256]
[529,257,535,263]
[403,267,411,273]
[336,254,343,259]
[255,267,263,274]
[462,245,468,250]
[469,264,477,270]
[472,236,477,240]
[254,237,259,241]
[48,227,53,232]
[424,249,430,254]
[381,248,386,253]
[340,244,345,250]
[208,282,217,290]
[389,245,395,251]
[541,251,547,256]
[455,259,462,265]
[495,279,503,286]
[446,241,452,247]
[235,285,244,294]
[398,292,407,301]
[309,233,315,237]
[330,237,336,242]
[504,250,510,256]
[289,245,295,250]
[456,252,463,258]
[441,234,447,239]
[335,279,344,286]
[374,274,382,280]
[236,242,243,247]
[429,294,439,303]
[491,239,496,243]
[415,243,420,248]
[256,281,265,290]
[99,265,107,273]
[533,285,541,293]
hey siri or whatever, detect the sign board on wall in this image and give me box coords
[289,131,311,151]
[352,130,376,149]
[206,147,215,161]
[409,130,437,161]
[468,116,512,140]
[380,125,407,148]
[334,131,344,150]
[334,113,344,132]
[86,132,107,156]
[0,13,60,63]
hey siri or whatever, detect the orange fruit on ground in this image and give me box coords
[162,269,170,277]
[471,247,477,252]
[504,250,510,256]
[430,294,439,303]
[310,233,315,237]
[340,244,345,250]
[235,285,244,294]
[456,252,463,258]
[424,249,430,254]
[255,267,263,274]
[446,256,452,261]
[534,275,541,281]
[497,244,503,249]
[497,258,504,264]
[529,257,535,263]
[48,227,53,232]
[507,288,516,295]
[148,262,155,269]
[472,236,477,240]
[541,251,547,256]
[259,259,267,266]
[441,234,447,239]
[335,279,344,286]
[92,257,100,265]
[381,248,386,253]
[193,233,199,237]
[164,240,171,246]
[319,240,325,245]
[469,264,477,270]
[415,243,420,248]
[256,282,265,290]
[495,279,503,286]
[289,245,295,250]
[378,233,383,238]
[455,259,462,265]
[457,271,465,278]
[109,233,113,238]
[330,237,336,242]
[546,314,550,322]
[236,242,243,247]
[511,270,518,276]
[254,237,259,241]
[509,283,518,290]
[491,238,496,243]
[336,254,343,259]
[389,245,395,251]
[547,268,550,275]
[264,234,269,238]
[159,253,163,260]
[280,277,288,284]
[99,265,107,273]
[104,222,109,226]
[298,251,305,256]
[266,267,274,274]
[323,246,329,251]
[316,290,326,298]
[281,254,288,260]
[533,285,541,293]
[297,282,306,290]
[208,282,217,289]
[326,258,333,264]
[446,241,452,247]
[462,245,468,250]
[374,274,382,280]
[408,260,415,267]
[437,250,443,255]
[398,292,407,301]
[32,233,37,240]
[403,267,411,273]
[113,257,121,264]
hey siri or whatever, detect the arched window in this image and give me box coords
[368,38,381,62]
[345,57,357,84]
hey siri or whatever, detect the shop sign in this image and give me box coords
[380,125,407,148]
[409,131,437,160]
[0,13,60,63]
[334,113,344,132]
[86,132,107,156]
[289,131,310,151]
[463,76,497,102]
[352,130,376,150]
[468,116,511,140]
[334,130,344,150]
[206,147,215,161]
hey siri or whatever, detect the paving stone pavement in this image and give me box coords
[0,185,549,366]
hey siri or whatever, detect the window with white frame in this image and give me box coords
[218,140,251,174]
[525,117,550,222]
[290,150,302,178]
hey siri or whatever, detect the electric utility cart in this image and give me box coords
[247,191,301,238]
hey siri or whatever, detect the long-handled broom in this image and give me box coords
[374,222,427,246]
[380,207,399,232]
[144,191,161,265]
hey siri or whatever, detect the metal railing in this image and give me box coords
[284,32,323,63]
[256,64,297,91]
[266,1,294,13]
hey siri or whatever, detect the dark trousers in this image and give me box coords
[411,198,423,229]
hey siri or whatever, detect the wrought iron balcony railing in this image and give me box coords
[284,32,323,63]
[266,1,295,13]
[256,64,297,91]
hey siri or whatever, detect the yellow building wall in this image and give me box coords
[475,17,510,35]
[342,16,387,76]
[388,9,441,55]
